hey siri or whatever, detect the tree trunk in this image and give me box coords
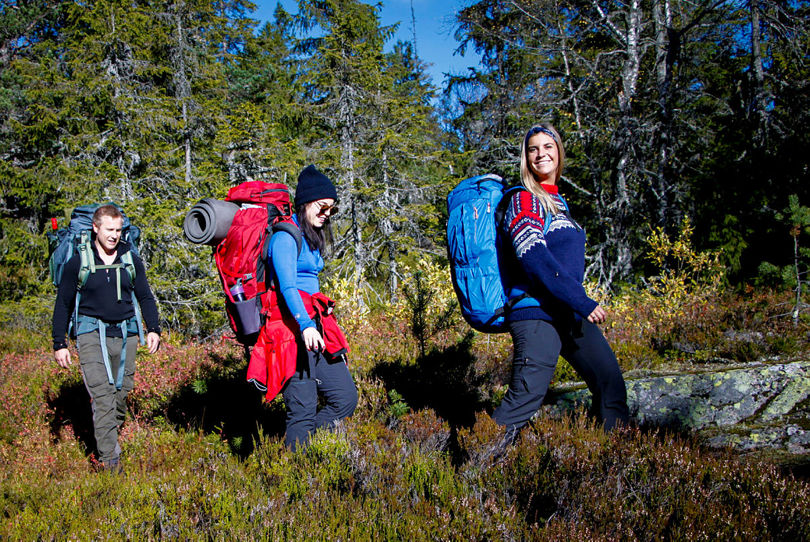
[750,0,770,143]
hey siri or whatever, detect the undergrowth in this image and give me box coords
[2,329,809,539]
[2,228,810,538]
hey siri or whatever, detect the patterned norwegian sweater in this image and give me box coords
[500,184,598,323]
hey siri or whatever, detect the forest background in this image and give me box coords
[3,1,810,538]
[1,0,809,331]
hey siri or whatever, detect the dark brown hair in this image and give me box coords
[296,203,333,254]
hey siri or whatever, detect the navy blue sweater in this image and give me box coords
[500,184,598,323]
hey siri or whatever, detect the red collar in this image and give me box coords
[540,183,558,195]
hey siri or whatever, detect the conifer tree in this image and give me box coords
[287,0,446,293]
[447,0,810,285]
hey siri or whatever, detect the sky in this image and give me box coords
[250,0,483,88]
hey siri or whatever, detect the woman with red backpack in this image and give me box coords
[266,165,357,450]
[493,124,629,443]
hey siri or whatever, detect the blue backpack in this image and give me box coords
[447,174,555,333]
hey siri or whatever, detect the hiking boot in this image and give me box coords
[102,458,124,475]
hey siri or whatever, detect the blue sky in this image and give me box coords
[250,0,482,87]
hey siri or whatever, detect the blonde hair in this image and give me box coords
[519,123,565,216]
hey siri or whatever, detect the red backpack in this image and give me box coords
[214,181,301,344]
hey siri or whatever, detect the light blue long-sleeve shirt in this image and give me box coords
[266,215,322,332]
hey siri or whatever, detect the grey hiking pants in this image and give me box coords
[77,331,138,463]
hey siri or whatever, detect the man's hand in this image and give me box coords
[302,327,325,352]
[587,305,607,324]
[146,332,161,354]
[54,348,72,368]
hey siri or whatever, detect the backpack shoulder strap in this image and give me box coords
[118,250,146,345]
[550,193,580,232]
[119,249,145,345]
[120,250,136,283]
[76,230,94,289]
[495,186,526,232]
[543,207,554,236]
[272,221,303,256]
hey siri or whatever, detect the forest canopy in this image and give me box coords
[1,0,809,336]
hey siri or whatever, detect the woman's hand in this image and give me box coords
[587,305,607,324]
[302,326,325,352]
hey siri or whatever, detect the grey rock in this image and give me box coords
[543,361,810,456]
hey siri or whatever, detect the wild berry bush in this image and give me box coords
[602,221,809,369]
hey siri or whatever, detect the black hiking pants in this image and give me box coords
[282,345,357,451]
[493,318,629,432]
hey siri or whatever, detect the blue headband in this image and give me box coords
[527,126,556,141]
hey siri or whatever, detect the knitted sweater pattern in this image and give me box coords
[501,186,598,322]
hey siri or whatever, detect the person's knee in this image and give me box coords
[600,367,627,398]
[337,383,358,418]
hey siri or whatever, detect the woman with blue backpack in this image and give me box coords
[493,123,629,441]
[265,165,358,450]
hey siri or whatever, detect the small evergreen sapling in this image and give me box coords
[758,195,810,326]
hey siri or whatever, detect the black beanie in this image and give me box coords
[294,165,338,207]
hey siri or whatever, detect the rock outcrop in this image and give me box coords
[544,361,810,456]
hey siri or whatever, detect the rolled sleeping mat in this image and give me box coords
[183,198,239,246]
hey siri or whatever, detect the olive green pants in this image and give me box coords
[77,332,138,463]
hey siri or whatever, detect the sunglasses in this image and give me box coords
[314,202,338,217]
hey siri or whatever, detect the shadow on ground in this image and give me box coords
[371,333,489,429]
[47,381,96,458]
[163,350,286,457]
[45,349,286,460]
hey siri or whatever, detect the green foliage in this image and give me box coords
[403,270,458,358]
[580,220,810,368]
[757,195,810,325]
[462,413,810,539]
[3,0,810,532]
[387,389,410,421]
[2,298,810,540]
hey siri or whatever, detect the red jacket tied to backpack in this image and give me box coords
[247,288,349,401]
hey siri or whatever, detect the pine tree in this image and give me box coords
[288,0,447,294]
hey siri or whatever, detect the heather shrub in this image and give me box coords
[462,412,810,540]
[4,222,810,539]
[3,336,809,540]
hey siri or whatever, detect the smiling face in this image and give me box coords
[303,198,337,229]
[526,131,559,184]
[93,215,124,255]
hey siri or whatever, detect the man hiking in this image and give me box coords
[52,204,161,472]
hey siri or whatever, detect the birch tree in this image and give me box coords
[447,0,757,285]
